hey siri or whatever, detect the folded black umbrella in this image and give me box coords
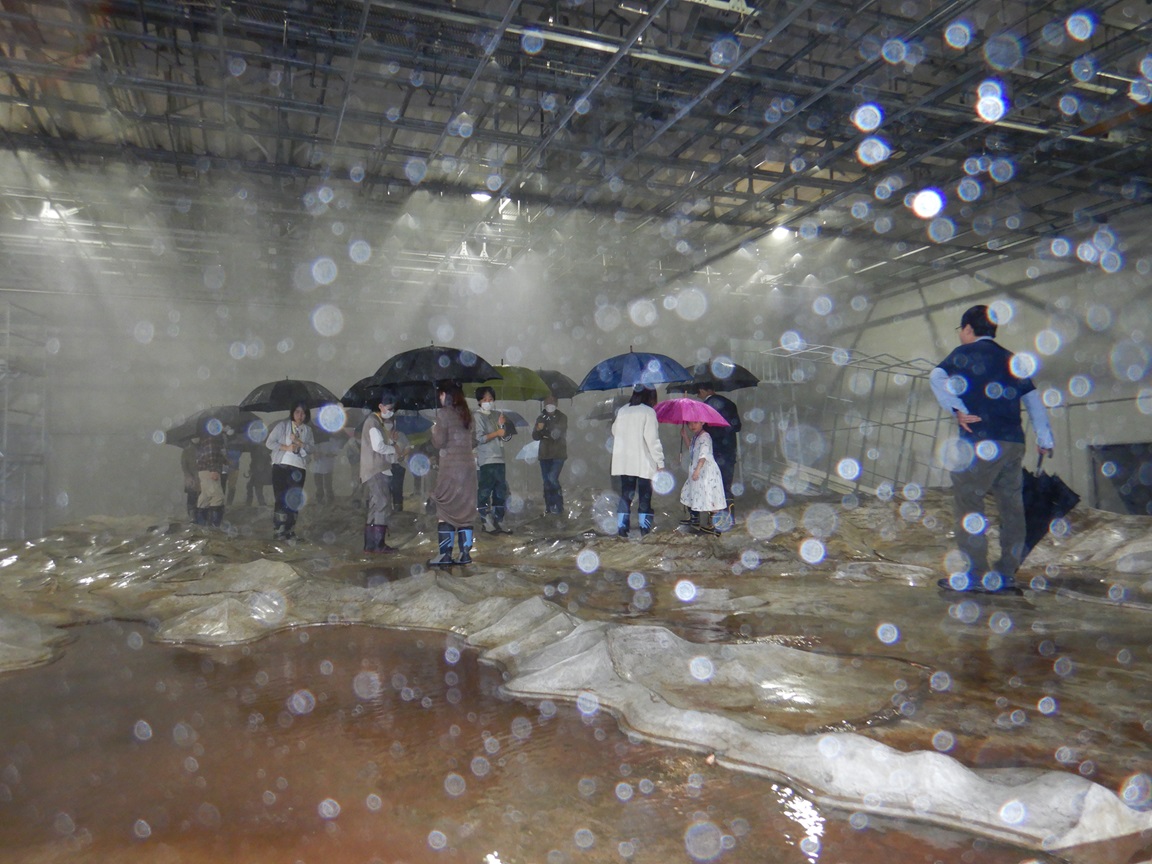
[1021,454,1081,561]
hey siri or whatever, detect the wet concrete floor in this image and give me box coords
[0,619,1053,863]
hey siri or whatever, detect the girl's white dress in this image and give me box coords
[680,431,727,512]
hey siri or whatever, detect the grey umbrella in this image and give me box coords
[164,405,265,449]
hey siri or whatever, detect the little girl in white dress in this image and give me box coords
[680,421,728,534]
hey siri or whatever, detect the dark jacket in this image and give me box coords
[532,408,568,460]
[704,394,741,459]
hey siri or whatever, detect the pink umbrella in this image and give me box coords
[654,397,730,426]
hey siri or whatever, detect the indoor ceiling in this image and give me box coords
[1,0,1150,305]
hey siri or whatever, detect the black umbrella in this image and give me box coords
[666,359,760,393]
[535,368,580,399]
[239,379,340,412]
[373,345,500,386]
[163,405,266,449]
[1022,454,1081,561]
[341,377,439,411]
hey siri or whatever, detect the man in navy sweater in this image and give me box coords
[930,304,1054,593]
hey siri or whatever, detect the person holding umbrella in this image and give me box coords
[930,304,1054,594]
[679,420,727,535]
[474,385,514,535]
[428,382,478,567]
[695,382,742,511]
[265,402,315,541]
[359,391,402,554]
[195,425,228,527]
[533,394,568,517]
[610,386,665,538]
[181,443,200,522]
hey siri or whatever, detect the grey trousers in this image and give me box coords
[364,472,393,526]
[950,440,1026,578]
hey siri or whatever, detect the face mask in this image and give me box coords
[479,402,493,413]
[545,404,556,413]
[381,409,394,420]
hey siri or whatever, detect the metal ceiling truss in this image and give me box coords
[0,0,1148,301]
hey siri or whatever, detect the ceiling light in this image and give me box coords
[39,200,79,220]
[471,192,492,202]
[771,226,792,240]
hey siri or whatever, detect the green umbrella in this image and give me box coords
[475,365,551,402]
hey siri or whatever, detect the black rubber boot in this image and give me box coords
[429,522,455,566]
[616,512,630,538]
[639,512,654,536]
[377,525,396,553]
[363,524,380,553]
[456,527,474,565]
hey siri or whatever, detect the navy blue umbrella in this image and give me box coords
[577,350,692,392]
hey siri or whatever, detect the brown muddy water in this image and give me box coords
[0,620,1051,864]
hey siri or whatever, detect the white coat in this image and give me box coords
[610,403,665,479]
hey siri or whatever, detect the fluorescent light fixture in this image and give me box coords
[471,192,492,202]
[39,200,79,220]
[771,226,792,239]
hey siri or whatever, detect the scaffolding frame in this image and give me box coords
[0,300,48,539]
[730,340,952,498]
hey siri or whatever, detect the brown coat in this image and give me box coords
[429,407,478,527]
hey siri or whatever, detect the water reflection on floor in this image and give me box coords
[539,555,1152,796]
[0,621,1050,863]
